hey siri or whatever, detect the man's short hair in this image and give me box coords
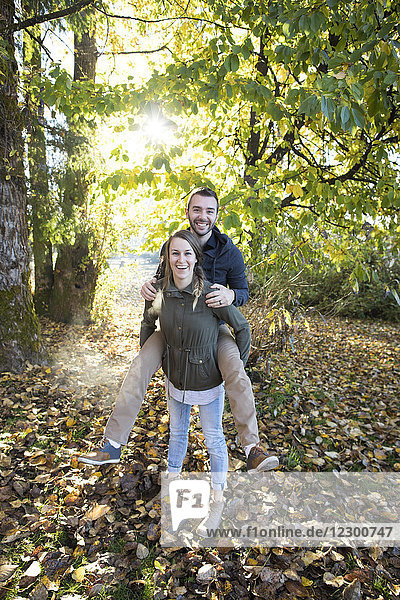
[187,186,219,212]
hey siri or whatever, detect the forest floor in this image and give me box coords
[0,272,399,600]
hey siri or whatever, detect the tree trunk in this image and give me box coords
[48,13,98,323]
[24,23,54,314]
[0,0,42,372]
[48,234,97,323]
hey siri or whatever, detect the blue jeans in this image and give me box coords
[167,391,228,491]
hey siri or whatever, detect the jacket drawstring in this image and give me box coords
[167,344,189,417]
[166,343,171,403]
[178,348,189,418]
[182,349,190,404]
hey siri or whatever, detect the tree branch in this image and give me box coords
[94,4,240,30]
[103,44,173,55]
[12,0,96,31]
[324,108,398,185]
[264,116,305,165]
[280,199,350,229]
[24,28,53,61]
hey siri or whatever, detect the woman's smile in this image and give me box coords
[169,238,197,289]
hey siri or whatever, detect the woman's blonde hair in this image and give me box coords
[163,230,204,309]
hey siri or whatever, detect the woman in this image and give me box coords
[140,230,251,534]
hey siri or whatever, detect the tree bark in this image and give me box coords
[48,12,98,323]
[48,234,96,323]
[24,23,54,315]
[0,0,42,372]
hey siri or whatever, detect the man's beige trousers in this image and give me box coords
[105,324,259,447]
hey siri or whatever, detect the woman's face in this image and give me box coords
[169,237,197,289]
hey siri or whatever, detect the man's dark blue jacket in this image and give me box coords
[156,226,249,306]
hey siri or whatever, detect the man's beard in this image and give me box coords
[188,216,216,237]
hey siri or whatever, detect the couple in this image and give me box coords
[79,187,279,524]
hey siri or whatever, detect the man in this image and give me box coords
[79,186,279,472]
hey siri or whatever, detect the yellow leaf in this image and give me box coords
[84,503,111,521]
[303,550,322,566]
[301,577,313,587]
[374,449,387,460]
[72,566,86,582]
[29,454,47,466]
[64,491,80,506]
[292,183,304,198]
[66,417,75,428]
[333,71,347,79]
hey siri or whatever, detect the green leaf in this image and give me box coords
[352,105,365,128]
[366,91,380,117]
[298,94,318,117]
[285,88,300,105]
[230,54,240,72]
[391,288,400,306]
[259,85,272,100]
[223,214,233,230]
[383,71,398,85]
[230,211,241,228]
[152,156,163,170]
[341,106,350,126]
[267,100,284,120]
[162,158,171,173]
[224,211,241,230]
[224,55,231,72]
[351,277,359,294]
[321,96,334,119]
[350,82,364,102]
[168,221,179,234]
[377,21,395,39]
[241,44,251,60]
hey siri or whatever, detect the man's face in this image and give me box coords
[185,194,218,240]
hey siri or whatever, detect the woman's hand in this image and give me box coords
[205,284,235,308]
[141,277,157,301]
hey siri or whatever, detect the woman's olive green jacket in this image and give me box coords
[140,279,251,392]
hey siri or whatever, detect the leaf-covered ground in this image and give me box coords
[1,292,399,600]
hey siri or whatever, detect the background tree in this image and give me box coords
[0,0,41,372]
[114,0,399,304]
[23,10,54,315]
[48,9,99,323]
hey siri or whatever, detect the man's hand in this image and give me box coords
[141,277,157,301]
[205,284,235,308]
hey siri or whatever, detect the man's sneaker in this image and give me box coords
[78,440,121,465]
[247,444,279,472]
[197,500,225,537]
